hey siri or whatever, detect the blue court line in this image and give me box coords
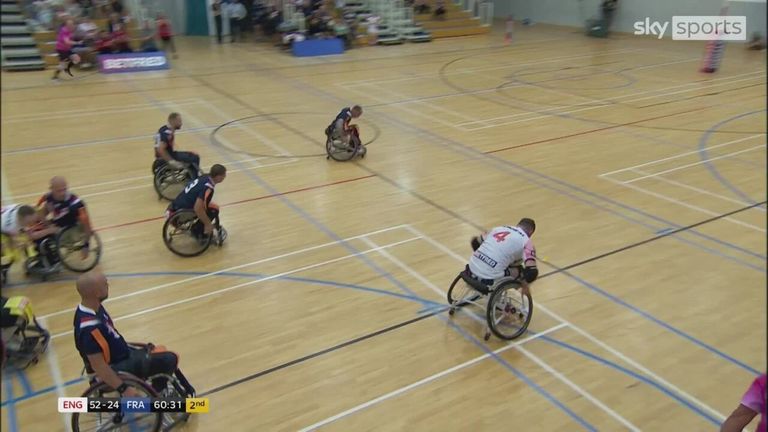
[126,72,597,431]
[1,377,84,407]
[698,110,767,208]
[14,370,33,397]
[276,74,765,374]
[539,335,722,426]
[2,373,19,432]
[557,266,761,376]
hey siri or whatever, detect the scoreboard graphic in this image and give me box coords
[58,397,209,414]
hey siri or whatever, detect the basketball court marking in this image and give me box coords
[38,317,71,432]
[404,225,729,421]
[38,224,411,320]
[360,237,641,430]
[1,98,204,121]
[202,102,294,157]
[296,324,569,432]
[2,99,206,124]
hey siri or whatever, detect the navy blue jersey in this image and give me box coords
[37,192,85,228]
[154,125,176,158]
[333,107,352,128]
[170,176,215,211]
[73,304,130,373]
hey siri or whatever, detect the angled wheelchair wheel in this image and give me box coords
[447,272,482,316]
[71,373,162,432]
[326,136,358,162]
[154,165,194,201]
[56,225,102,273]
[163,210,212,257]
[486,279,533,340]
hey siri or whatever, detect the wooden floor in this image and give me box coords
[1,24,766,432]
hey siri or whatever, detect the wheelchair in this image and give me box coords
[1,296,50,369]
[447,266,533,341]
[55,224,102,273]
[71,344,195,432]
[325,124,366,162]
[1,232,62,283]
[152,159,197,202]
[162,209,227,257]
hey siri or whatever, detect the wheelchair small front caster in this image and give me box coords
[448,307,455,316]
[484,330,491,341]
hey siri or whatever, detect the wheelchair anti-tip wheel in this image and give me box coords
[71,373,162,432]
[153,165,195,202]
[446,272,482,316]
[486,279,533,341]
[326,134,362,162]
[163,210,212,257]
[56,225,102,273]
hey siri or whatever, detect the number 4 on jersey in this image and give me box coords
[493,231,510,242]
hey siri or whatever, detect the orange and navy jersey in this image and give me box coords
[73,304,130,373]
[154,125,176,158]
[170,175,215,211]
[37,192,86,228]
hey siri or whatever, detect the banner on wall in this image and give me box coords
[97,52,170,74]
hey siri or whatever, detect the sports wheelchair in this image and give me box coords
[447,265,533,341]
[152,159,198,202]
[1,296,50,369]
[325,124,367,162]
[71,343,195,432]
[162,209,227,257]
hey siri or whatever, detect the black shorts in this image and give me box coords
[57,49,73,61]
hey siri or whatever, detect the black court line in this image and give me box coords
[198,201,764,397]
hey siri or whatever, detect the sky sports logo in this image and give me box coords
[633,16,747,40]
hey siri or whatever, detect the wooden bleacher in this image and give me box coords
[413,1,489,38]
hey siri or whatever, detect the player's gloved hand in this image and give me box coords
[168,160,184,170]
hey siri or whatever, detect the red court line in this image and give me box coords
[485,106,710,154]
[96,174,377,232]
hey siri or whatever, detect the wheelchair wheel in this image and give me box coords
[154,165,194,201]
[163,210,212,257]
[56,225,102,273]
[486,280,533,340]
[446,273,482,315]
[71,373,162,432]
[326,135,358,162]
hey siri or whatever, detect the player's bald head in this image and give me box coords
[77,270,109,302]
[50,176,68,200]
[50,176,67,189]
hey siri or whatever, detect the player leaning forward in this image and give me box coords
[467,218,539,295]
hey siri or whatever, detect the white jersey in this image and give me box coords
[468,225,532,280]
[1,205,23,236]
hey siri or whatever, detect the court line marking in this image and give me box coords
[630,168,767,211]
[49,236,422,340]
[355,83,480,124]
[38,317,72,432]
[459,74,766,130]
[361,237,640,431]
[405,225,728,422]
[623,145,766,184]
[296,324,568,432]
[1,98,204,121]
[2,100,205,124]
[599,134,765,176]
[38,224,410,320]
[602,177,766,233]
[199,100,294,157]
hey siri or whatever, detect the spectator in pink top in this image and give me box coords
[52,18,80,80]
[721,374,767,432]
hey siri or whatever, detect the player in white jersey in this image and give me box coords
[467,218,538,295]
[1,205,39,283]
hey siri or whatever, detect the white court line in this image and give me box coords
[600,134,766,176]
[2,98,203,121]
[346,85,464,130]
[403,225,727,422]
[623,145,767,183]
[39,224,410,320]
[362,237,641,431]
[3,100,205,124]
[297,324,568,432]
[344,48,639,87]
[629,168,767,211]
[39,317,73,432]
[49,236,422,340]
[456,72,765,130]
[603,176,766,233]
[358,83,480,123]
[201,101,294,157]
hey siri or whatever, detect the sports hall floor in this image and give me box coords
[0,22,766,431]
